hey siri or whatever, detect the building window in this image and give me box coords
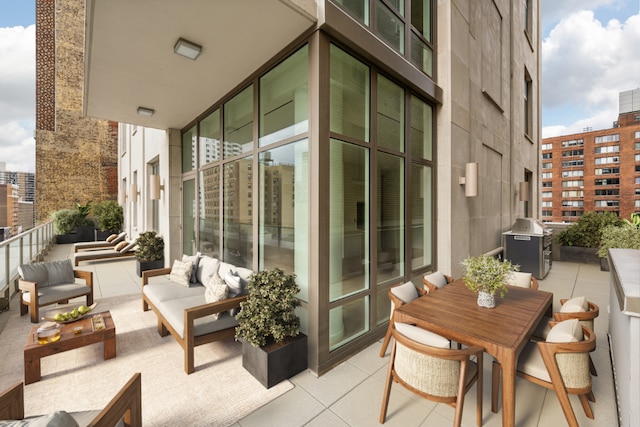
[561,139,583,147]
[223,157,253,269]
[562,170,583,178]
[376,0,405,53]
[542,210,552,217]
[182,126,197,173]
[541,201,552,207]
[594,156,619,165]
[595,145,619,154]
[542,172,552,179]
[200,109,221,166]
[562,160,583,167]
[542,162,552,169]
[635,132,640,140]
[595,189,619,196]
[562,180,583,187]
[524,0,531,34]
[562,149,583,157]
[542,191,552,198]
[595,200,619,207]
[562,200,584,207]
[562,211,583,217]
[542,143,553,150]
[182,178,195,255]
[330,44,370,142]
[595,178,620,186]
[198,166,219,257]
[542,181,552,188]
[377,75,405,152]
[542,152,552,159]
[595,167,619,175]
[524,69,532,137]
[224,86,254,158]
[562,190,584,197]
[595,134,619,143]
[259,46,308,147]
[636,200,640,207]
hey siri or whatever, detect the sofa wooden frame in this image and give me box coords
[142,267,248,374]
[0,372,142,427]
[19,269,94,323]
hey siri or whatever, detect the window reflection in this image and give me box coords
[223,157,253,269]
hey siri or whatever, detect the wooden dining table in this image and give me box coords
[394,279,552,427]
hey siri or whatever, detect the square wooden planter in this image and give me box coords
[242,333,307,389]
[136,258,164,277]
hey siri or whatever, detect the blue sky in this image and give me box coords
[0,1,639,172]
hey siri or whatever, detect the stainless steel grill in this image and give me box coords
[503,218,552,279]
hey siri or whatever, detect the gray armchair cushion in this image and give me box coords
[18,263,49,287]
[45,260,75,286]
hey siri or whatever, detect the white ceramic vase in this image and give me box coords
[477,291,496,308]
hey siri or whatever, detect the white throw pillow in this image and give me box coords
[205,275,228,320]
[224,270,243,297]
[390,281,419,303]
[182,252,201,284]
[395,322,450,348]
[546,318,583,343]
[169,260,193,287]
[560,296,588,313]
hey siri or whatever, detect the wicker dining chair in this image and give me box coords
[553,297,600,376]
[422,271,454,293]
[492,319,596,427]
[379,281,427,357]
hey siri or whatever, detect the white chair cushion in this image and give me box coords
[423,271,448,288]
[560,296,588,313]
[390,281,419,303]
[517,341,551,382]
[509,272,532,288]
[546,318,583,343]
[395,322,450,348]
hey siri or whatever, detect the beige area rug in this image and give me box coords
[0,294,293,426]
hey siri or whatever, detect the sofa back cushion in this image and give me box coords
[182,252,201,284]
[18,263,49,287]
[196,256,220,286]
[46,260,75,286]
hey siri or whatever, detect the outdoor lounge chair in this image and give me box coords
[74,232,126,252]
[0,372,141,426]
[74,241,137,266]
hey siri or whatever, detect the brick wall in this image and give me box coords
[35,0,119,224]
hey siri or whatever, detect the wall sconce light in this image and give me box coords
[519,181,529,202]
[118,189,127,205]
[150,175,165,200]
[130,183,139,203]
[136,106,155,117]
[459,162,478,197]
[174,37,202,60]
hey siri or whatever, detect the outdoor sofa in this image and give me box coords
[142,254,253,374]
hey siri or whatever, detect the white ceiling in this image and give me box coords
[83,0,317,130]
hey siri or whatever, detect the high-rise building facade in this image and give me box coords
[78,0,540,375]
[0,163,35,230]
[541,89,640,222]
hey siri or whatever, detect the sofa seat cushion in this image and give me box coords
[143,280,205,306]
[156,295,239,339]
[23,283,92,306]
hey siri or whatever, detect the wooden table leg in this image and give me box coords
[501,354,517,427]
[24,355,41,385]
[104,334,116,359]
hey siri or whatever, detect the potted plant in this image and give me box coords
[134,231,165,277]
[461,255,518,308]
[73,201,96,241]
[235,268,307,388]
[597,218,640,271]
[93,200,124,239]
[51,205,95,244]
[556,212,623,264]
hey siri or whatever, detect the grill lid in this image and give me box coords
[511,218,550,235]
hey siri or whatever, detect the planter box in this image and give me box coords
[75,226,96,242]
[55,234,78,244]
[136,258,165,277]
[242,333,307,389]
[600,257,610,271]
[559,246,600,265]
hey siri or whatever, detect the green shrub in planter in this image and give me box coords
[597,224,640,258]
[235,268,301,348]
[134,231,164,262]
[556,211,623,248]
[93,200,123,232]
[51,209,78,235]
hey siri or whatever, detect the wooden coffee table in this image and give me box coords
[23,311,116,384]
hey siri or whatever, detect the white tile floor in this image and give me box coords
[11,244,620,426]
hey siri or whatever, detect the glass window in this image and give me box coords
[411,0,431,42]
[329,139,369,302]
[410,32,433,76]
[410,96,433,161]
[524,70,532,136]
[376,0,405,53]
[411,163,432,269]
[330,45,370,142]
[377,152,404,284]
[594,134,619,143]
[334,0,368,24]
[377,75,404,152]
[223,157,253,269]
[199,109,220,166]
[182,178,196,256]
[199,166,220,258]
[330,296,369,350]
[259,140,309,301]
[224,85,254,157]
[259,46,309,147]
[182,126,196,173]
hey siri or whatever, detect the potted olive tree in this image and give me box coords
[461,255,518,308]
[93,200,124,239]
[235,268,307,388]
[134,231,165,277]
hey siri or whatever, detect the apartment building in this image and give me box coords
[0,163,35,230]
[541,89,640,222]
[74,0,540,375]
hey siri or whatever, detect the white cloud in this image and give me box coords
[0,24,35,172]
[542,11,640,136]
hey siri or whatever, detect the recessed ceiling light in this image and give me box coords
[174,38,202,60]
